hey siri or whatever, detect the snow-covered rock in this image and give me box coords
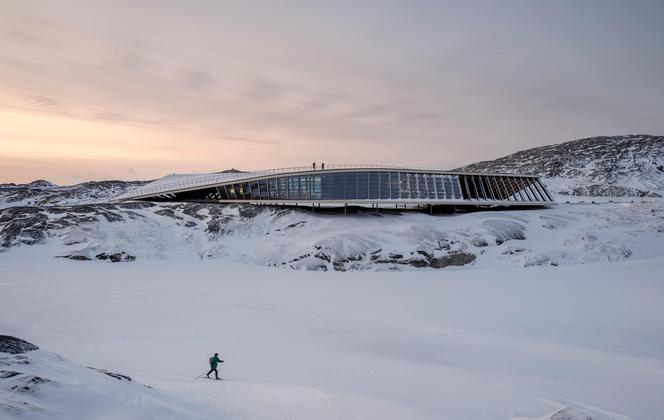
[458,134,664,197]
[1,200,662,270]
[0,336,211,419]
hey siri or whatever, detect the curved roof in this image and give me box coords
[114,164,554,206]
[115,165,406,201]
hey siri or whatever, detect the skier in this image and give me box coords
[206,352,224,380]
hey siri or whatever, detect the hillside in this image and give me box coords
[0,180,146,208]
[0,336,212,419]
[457,135,664,197]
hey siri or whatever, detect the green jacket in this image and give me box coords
[209,355,223,369]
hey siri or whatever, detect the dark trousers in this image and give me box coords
[206,368,219,379]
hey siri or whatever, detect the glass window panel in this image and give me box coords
[450,176,461,199]
[259,179,269,199]
[357,172,368,200]
[240,182,249,199]
[217,186,229,200]
[345,172,358,200]
[268,178,277,199]
[369,172,380,199]
[249,181,259,199]
[441,177,451,199]
[333,173,345,199]
[225,185,235,200]
[288,176,299,200]
[232,183,243,199]
[426,174,436,199]
[390,172,401,199]
[311,175,321,200]
[399,172,410,199]
[380,172,391,199]
[299,176,310,200]
[412,173,423,199]
[434,175,445,199]
[277,177,287,200]
[321,174,334,200]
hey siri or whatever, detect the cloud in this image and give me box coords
[1,1,663,183]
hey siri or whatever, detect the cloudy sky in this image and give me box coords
[1,1,663,184]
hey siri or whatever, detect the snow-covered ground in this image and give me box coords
[2,196,664,419]
[2,239,664,419]
[2,199,663,271]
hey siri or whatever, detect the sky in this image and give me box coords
[1,1,663,184]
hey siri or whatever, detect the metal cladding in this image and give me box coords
[115,165,555,208]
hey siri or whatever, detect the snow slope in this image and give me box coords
[1,253,663,420]
[0,336,212,419]
[2,200,663,271]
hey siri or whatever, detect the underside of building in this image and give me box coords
[115,165,555,210]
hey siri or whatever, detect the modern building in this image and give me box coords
[115,165,555,210]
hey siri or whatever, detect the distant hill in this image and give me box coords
[457,135,664,197]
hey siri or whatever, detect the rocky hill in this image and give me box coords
[457,134,664,197]
[0,180,147,208]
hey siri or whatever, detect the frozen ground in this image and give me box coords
[1,246,664,419]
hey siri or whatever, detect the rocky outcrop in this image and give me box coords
[430,251,476,268]
[457,135,664,197]
[0,336,39,355]
[95,252,136,262]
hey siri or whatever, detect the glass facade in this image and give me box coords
[130,168,554,205]
[209,171,467,201]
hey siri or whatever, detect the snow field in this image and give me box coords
[1,252,663,419]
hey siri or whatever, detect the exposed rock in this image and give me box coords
[408,258,430,268]
[550,407,592,420]
[95,252,136,262]
[117,201,155,210]
[238,205,261,218]
[58,255,92,261]
[154,208,182,220]
[98,210,124,222]
[206,215,232,236]
[182,204,208,220]
[430,251,476,268]
[0,371,21,379]
[0,336,39,354]
[87,367,132,381]
[471,238,489,247]
[10,375,52,393]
